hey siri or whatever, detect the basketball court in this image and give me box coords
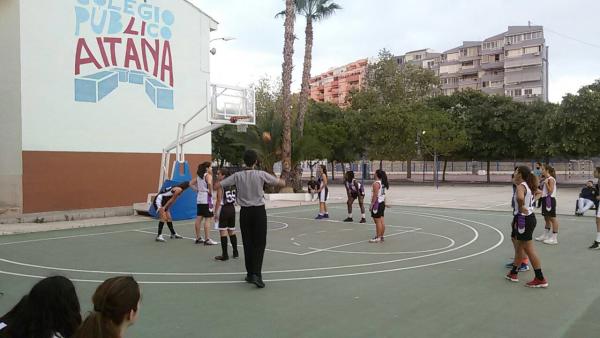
[0,203,598,337]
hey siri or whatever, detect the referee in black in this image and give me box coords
[216,150,285,288]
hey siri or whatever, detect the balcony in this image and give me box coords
[504,55,543,69]
[482,87,504,96]
[460,67,479,75]
[481,61,504,70]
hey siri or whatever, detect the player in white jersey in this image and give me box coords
[535,164,560,245]
[369,169,389,243]
[588,167,600,249]
[214,168,239,261]
[343,171,366,223]
[315,165,329,219]
[191,162,217,245]
[153,181,189,242]
[505,166,548,288]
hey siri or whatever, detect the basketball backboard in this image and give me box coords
[209,84,255,125]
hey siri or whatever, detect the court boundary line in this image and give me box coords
[0,210,502,282]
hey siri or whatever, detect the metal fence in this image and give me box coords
[298,160,597,184]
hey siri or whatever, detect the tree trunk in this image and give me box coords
[442,159,448,182]
[280,0,295,185]
[296,17,313,138]
[407,159,412,179]
[331,161,335,181]
[291,164,303,192]
[379,160,383,170]
[486,160,491,183]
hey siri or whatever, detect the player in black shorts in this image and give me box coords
[505,166,548,288]
[214,168,239,261]
[343,171,366,223]
[153,181,190,242]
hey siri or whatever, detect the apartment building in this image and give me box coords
[309,59,368,107]
[401,26,549,102]
[396,48,441,76]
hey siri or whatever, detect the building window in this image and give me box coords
[524,89,533,95]
[495,54,501,62]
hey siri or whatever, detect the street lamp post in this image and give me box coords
[419,130,439,190]
[209,37,235,55]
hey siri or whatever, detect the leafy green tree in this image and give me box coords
[553,80,600,157]
[211,125,243,167]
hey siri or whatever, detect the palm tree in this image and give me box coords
[279,0,296,185]
[294,0,341,137]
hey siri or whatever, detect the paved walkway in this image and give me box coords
[0,184,590,235]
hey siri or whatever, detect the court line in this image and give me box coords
[0,210,503,282]
[269,214,419,230]
[0,229,144,246]
[303,228,423,255]
[315,231,456,255]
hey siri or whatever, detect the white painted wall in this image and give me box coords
[19,0,215,154]
[0,0,23,208]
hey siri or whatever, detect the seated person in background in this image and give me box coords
[307,176,318,201]
[576,180,598,216]
[0,276,82,338]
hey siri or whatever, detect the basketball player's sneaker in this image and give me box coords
[535,232,549,242]
[505,272,519,282]
[343,217,353,222]
[589,241,600,249]
[171,233,183,239]
[156,235,166,242]
[204,238,218,245]
[525,278,548,288]
[359,218,366,223]
[195,237,205,244]
[543,236,558,245]
[368,237,381,243]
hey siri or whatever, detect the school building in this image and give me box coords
[0,0,217,213]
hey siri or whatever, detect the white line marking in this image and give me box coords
[304,228,423,255]
[0,209,504,283]
[316,231,455,255]
[0,229,140,246]
[270,214,418,230]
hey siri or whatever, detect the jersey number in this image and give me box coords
[225,190,236,204]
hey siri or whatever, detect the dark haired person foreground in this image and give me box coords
[0,276,82,338]
[215,149,285,288]
[74,276,141,338]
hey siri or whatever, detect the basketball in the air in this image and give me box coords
[262,131,272,143]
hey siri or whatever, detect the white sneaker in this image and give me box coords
[368,237,381,243]
[535,232,549,242]
[204,238,218,245]
[543,237,558,245]
[156,235,166,242]
[171,233,183,239]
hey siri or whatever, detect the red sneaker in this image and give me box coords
[505,272,518,282]
[525,278,548,288]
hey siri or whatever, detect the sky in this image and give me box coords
[192,0,600,103]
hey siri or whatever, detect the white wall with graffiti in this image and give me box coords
[19,0,216,153]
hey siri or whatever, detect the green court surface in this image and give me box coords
[0,205,599,337]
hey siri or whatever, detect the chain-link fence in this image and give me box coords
[298,159,598,184]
